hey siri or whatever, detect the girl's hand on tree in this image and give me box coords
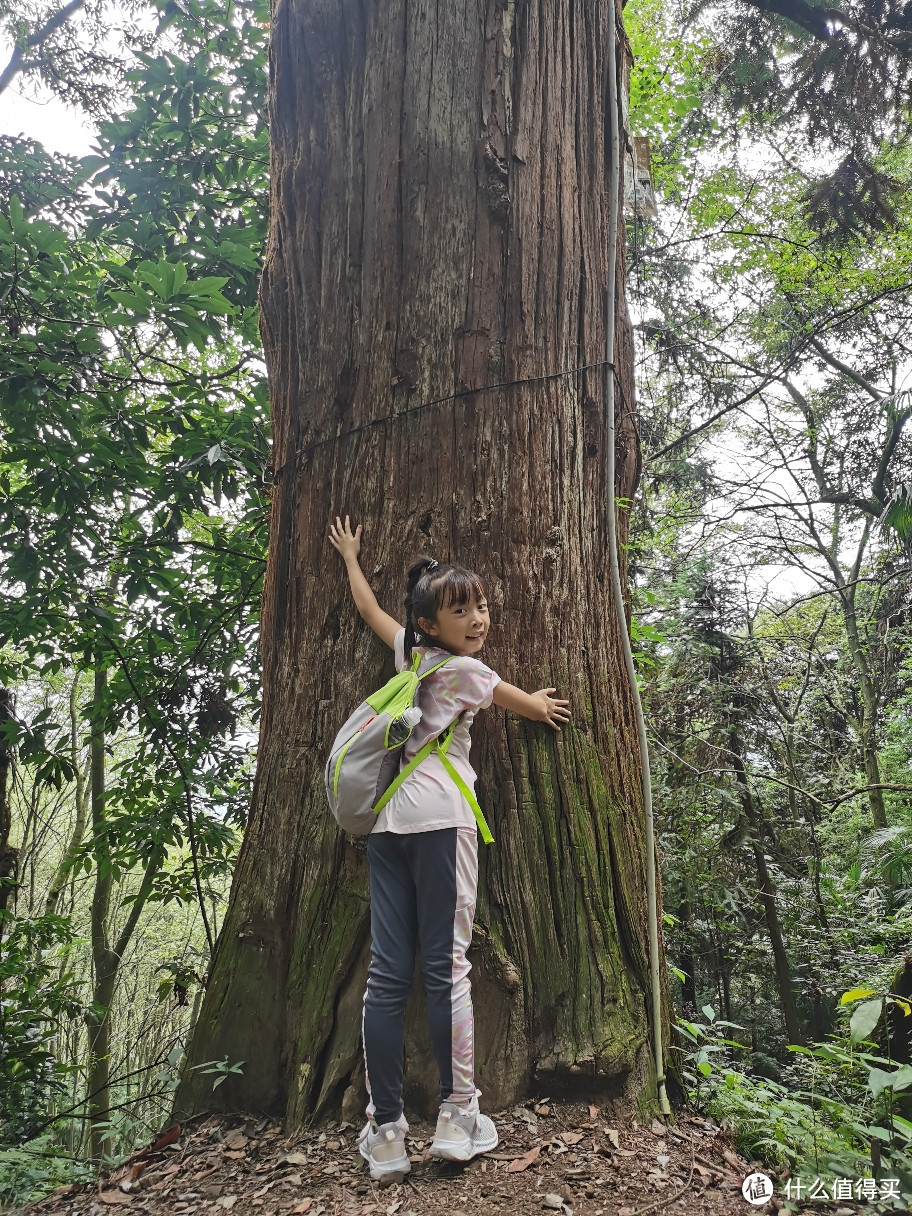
[530,688,571,731]
[328,515,362,562]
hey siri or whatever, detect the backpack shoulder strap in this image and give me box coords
[416,653,453,680]
[371,713,494,844]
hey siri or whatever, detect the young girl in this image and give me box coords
[328,515,571,1183]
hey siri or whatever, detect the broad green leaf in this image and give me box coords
[868,1066,898,1097]
[850,999,884,1044]
[840,987,878,1005]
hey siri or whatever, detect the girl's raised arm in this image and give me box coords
[328,515,401,650]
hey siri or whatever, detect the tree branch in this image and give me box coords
[872,400,912,511]
[807,335,884,401]
[743,0,842,39]
[0,0,87,96]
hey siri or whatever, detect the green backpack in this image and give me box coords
[324,651,494,842]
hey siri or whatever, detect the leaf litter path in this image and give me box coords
[23,1102,860,1216]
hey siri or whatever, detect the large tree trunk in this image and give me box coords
[175,0,666,1127]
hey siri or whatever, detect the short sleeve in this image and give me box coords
[393,627,407,673]
[443,656,501,713]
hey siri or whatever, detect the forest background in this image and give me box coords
[0,0,911,1206]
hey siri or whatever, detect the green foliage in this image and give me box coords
[0,1130,96,1209]
[0,0,271,1173]
[676,989,912,1206]
[0,912,88,1144]
[189,1056,245,1090]
[0,0,270,905]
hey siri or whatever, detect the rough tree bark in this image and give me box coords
[175,0,668,1126]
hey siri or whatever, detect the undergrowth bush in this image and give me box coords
[0,911,89,1144]
[0,1130,95,1210]
[678,991,912,1211]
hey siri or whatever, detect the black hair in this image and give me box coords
[403,555,487,662]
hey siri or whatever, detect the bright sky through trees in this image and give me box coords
[0,36,97,156]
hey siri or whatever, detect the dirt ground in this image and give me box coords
[22,1101,870,1216]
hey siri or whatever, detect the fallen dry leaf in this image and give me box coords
[559,1131,584,1146]
[97,1192,133,1206]
[588,1104,600,1119]
[223,1149,245,1160]
[50,1183,79,1199]
[535,1104,552,1116]
[722,1149,742,1170]
[223,1130,249,1151]
[128,1162,147,1183]
[291,1202,313,1215]
[508,1144,542,1173]
[650,1119,666,1136]
[125,1124,180,1163]
[605,1128,620,1149]
[279,1151,311,1167]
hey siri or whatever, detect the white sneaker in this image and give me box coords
[357,1113,410,1183]
[428,1095,499,1162]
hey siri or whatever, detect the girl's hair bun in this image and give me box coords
[405,555,438,586]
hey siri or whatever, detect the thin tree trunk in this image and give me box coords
[85,665,114,1160]
[841,583,887,829]
[678,890,697,1016]
[0,687,18,915]
[729,732,804,1046]
[83,661,168,1158]
[45,675,90,917]
[176,0,666,1126]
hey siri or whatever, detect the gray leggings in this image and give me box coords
[362,827,478,1124]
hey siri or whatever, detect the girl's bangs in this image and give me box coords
[439,568,486,609]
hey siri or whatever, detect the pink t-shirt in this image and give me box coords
[372,627,501,834]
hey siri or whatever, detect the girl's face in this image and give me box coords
[418,591,490,657]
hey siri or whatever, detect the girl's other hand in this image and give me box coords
[531,688,571,731]
[328,515,362,562]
